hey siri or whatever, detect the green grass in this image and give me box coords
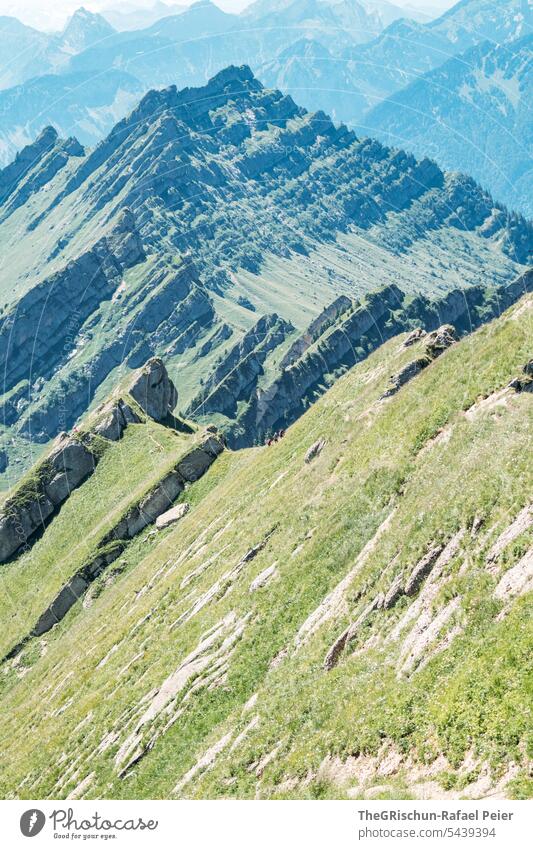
[0,294,531,801]
[0,420,200,659]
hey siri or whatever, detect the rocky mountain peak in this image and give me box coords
[59,7,116,54]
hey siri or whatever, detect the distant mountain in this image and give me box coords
[0,8,117,91]
[0,70,142,163]
[244,0,410,51]
[100,2,189,32]
[58,7,116,55]
[258,38,367,124]
[0,66,529,479]
[365,36,533,216]
[0,16,51,90]
[343,0,532,118]
[0,0,530,219]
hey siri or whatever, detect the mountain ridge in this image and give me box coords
[0,64,530,485]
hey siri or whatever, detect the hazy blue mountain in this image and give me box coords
[343,0,531,119]
[244,0,423,40]
[0,16,51,90]
[100,2,188,32]
[0,8,117,91]
[0,70,142,163]
[0,0,530,220]
[365,35,533,216]
[57,7,117,55]
[258,38,367,125]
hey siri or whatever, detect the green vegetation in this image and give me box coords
[0,295,531,801]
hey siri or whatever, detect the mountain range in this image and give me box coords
[0,64,530,484]
[0,0,530,218]
[0,9,531,802]
[364,35,533,217]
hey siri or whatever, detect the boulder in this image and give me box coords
[305,438,326,464]
[403,328,426,347]
[93,398,141,441]
[424,324,456,359]
[156,503,190,529]
[129,357,178,421]
[45,436,97,505]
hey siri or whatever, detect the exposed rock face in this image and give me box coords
[214,270,527,448]
[156,503,190,529]
[14,257,213,444]
[0,435,97,563]
[0,126,84,218]
[381,357,431,399]
[187,314,294,418]
[129,358,178,421]
[93,399,141,441]
[404,546,443,596]
[403,328,426,348]
[31,542,124,638]
[380,325,456,398]
[101,431,224,546]
[280,295,352,369]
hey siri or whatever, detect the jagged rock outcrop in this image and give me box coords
[380,325,456,398]
[509,359,533,394]
[93,399,141,441]
[280,295,352,369]
[0,434,97,563]
[223,276,514,447]
[7,256,214,446]
[129,358,178,421]
[305,439,326,464]
[0,126,84,218]
[187,314,294,418]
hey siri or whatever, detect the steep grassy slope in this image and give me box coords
[0,293,531,800]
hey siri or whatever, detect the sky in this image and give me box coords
[0,0,459,32]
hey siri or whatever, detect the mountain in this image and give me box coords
[0,66,530,484]
[100,2,189,32]
[0,285,531,799]
[258,38,368,125]
[142,0,237,39]
[0,0,530,178]
[343,0,532,118]
[428,0,532,48]
[0,70,143,162]
[365,36,533,217]
[244,0,421,42]
[58,7,117,55]
[0,16,51,90]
